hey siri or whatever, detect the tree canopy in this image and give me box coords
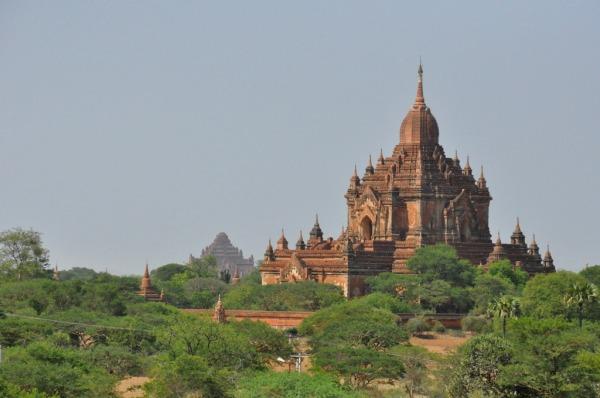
[0,228,50,280]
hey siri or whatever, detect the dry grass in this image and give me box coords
[409,331,471,355]
[115,376,151,398]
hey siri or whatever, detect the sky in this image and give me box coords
[1,1,599,274]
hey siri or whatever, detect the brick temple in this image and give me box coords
[260,65,555,297]
[194,232,255,276]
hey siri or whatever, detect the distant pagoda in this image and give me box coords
[137,263,164,302]
[213,294,227,324]
[193,232,255,276]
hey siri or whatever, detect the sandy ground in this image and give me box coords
[115,376,151,398]
[409,332,471,355]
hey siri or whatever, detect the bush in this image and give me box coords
[432,320,446,333]
[235,371,362,397]
[406,317,431,336]
[224,280,344,311]
[461,315,490,333]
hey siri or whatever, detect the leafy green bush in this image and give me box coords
[235,371,363,398]
[405,317,431,336]
[145,354,231,398]
[224,280,344,311]
[0,341,117,398]
[432,320,446,333]
[461,315,489,333]
[447,334,513,397]
[521,271,598,319]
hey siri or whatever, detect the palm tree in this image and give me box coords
[564,283,598,329]
[488,296,520,338]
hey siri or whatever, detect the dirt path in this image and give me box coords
[115,376,151,398]
[409,332,471,355]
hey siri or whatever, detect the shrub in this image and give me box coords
[432,320,446,333]
[461,315,489,333]
[236,371,362,397]
[406,317,431,336]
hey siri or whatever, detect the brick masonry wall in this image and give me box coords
[182,308,466,330]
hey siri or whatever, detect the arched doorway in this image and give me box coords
[361,217,373,240]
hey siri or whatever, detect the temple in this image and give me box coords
[137,263,164,302]
[194,232,255,277]
[260,64,555,297]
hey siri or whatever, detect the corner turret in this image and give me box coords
[296,230,306,250]
[264,239,274,261]
[510,218,526,246]
[276,229,289,250]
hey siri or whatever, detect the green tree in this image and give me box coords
[223,281,343,311]
[145,354,230,398]
[469,273,514,314]
[447,334,513,397]
[580,265,600,286]
[487,296,520,337]
[564,283,598,329]
[487,259,528,288]
[391,345,430,398]
[0,341,116,398]
[58,267,97,281]
[498,317,598,397]
[301,294,408,390]
[0,228,50,280]
[158,314,264,370]
[521,271,590,319]
[188,255,219,278]
[407,244,478,288]
[150,263,186,281]
[228,320,292,361]
[365,272,415,297]
[315,346,405,389]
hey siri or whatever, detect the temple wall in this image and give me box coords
[183,309,313,330]
[183,309,466,330]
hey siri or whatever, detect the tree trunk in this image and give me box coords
[502,317,506,338]
[579,305,583,329]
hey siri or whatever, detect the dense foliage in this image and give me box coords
[300,294,408,389]
[1,229,599,397]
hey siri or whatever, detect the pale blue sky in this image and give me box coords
[1,1,599,274]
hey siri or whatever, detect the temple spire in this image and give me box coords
[527,233,541,259]
[415,61,424,104]
[310,214,324,241]
[511,217,526,246]
[264,239,274,261]
[277,228,288,250]
[349,164,360,190]
[378,148,385,165]
[543,244,555,270]
[477,165,487,189]
[463,155,472,176]
[365,155,374,175]
[296,230,306,250]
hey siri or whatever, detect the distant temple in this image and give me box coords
[213,295,226,323]
[137,263,164,302]
[52,265,60,281]
[260,64,555,297]
[194,232,255,276]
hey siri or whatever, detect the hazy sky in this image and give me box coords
[1,1,599,274]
